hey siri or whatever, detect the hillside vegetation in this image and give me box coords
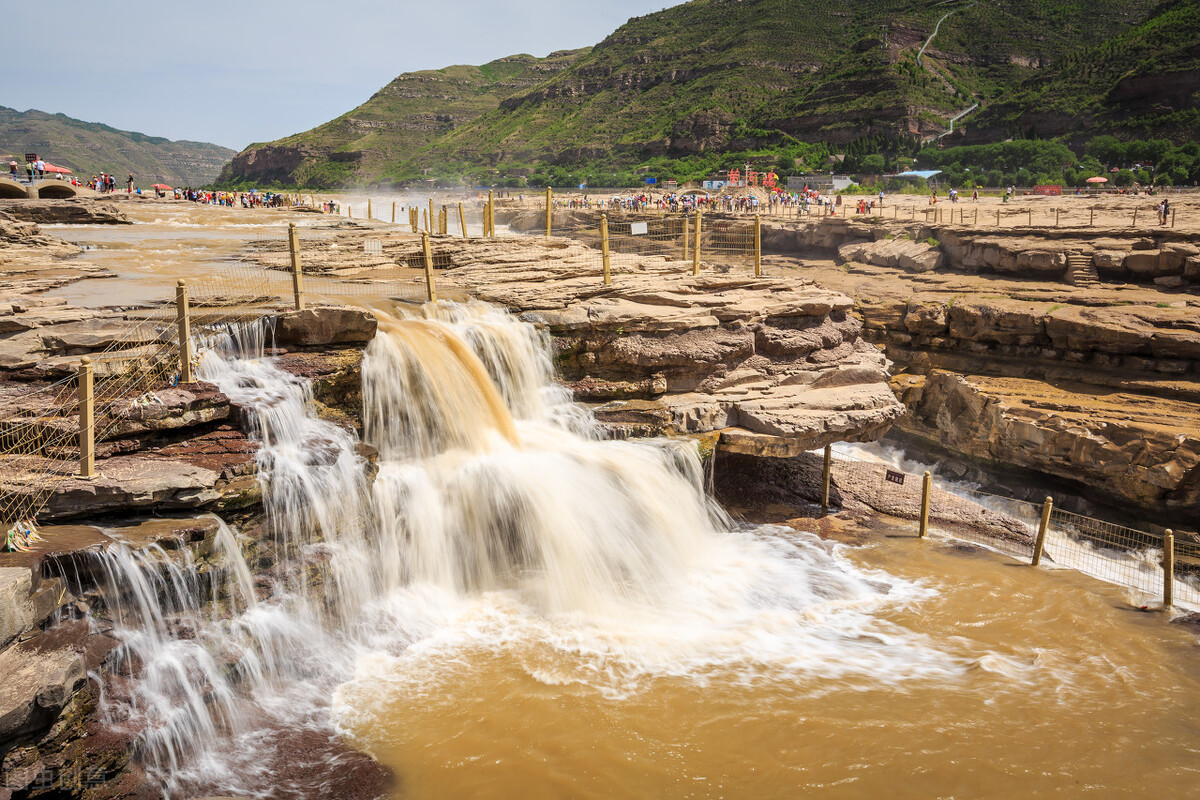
[0,107,235,186]
[218,0,1197,189]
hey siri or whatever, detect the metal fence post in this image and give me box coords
[459,202,468,239]
[1163,530,1175,609]
[78,357,95,478]
[421,231,437,303]
[176,280,193,384]
[288,223,305,311]
[919,471,931,538]
[545,186,552,238]
[600,214,612,286]
[692,208,701,276]
[821,444,831,512]
[754,213,762,277]
[1031,496,1053,566]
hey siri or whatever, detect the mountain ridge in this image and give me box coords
[0,107,236,186]
[217,0,1198,188]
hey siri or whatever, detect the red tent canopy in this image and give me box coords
[151,183,172,190]
[42,162,72,174]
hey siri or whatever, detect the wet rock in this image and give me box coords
[0,641,87,741]
[0,198,130,225]
[0,567,34,648]
[273,307,378,347]
[36,458,223,520]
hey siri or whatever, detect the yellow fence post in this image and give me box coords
[488,190,496,237]
[753,213,762,277]
[421,231,437,303]
[1031,496,1053,566]
[288,223,305,311]
[600,213,612,286]
[440,206,447,235]
[1090,208,1095,226]
[545,186,552,238]
[1163,530,1175,609]
[692,208,701,276]
[821,444,832,512]
[458,202,468,239]
[78,357,95,478]
[348,205,352,219]
[1132,207,1138,226]
[1027,209,1032,226]
[919,471,931,538]
[367,198,372,220]
[176,280,193,384]
[392,201,396,224]
[428,199,434,233]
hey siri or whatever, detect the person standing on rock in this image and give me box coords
[35,158,44,179]
[127,174,134,193]
[8,161,17,181]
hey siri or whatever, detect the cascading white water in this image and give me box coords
[93,300,961,797]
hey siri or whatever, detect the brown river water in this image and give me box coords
[46,200,1200,799]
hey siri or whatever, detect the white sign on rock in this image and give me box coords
[630,222,648,236]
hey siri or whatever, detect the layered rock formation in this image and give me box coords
[240,226,907,457]
[758,218,1200,524]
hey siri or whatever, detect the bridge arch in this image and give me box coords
[0,181,27,199]
[35,181,79,199]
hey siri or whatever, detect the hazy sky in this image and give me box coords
[3,0,672,152]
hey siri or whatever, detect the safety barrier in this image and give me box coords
[813,444,1200,610]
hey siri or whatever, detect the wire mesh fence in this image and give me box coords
[815,444,1196,609]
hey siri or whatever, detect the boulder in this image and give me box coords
[1123,251,1161,275]
[272,307,378,347]
[904,300,949,336]
[0,642,86,741]
[0,568,34,648]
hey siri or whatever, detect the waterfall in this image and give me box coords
[87,300,950,797]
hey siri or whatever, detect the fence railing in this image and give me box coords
[814,444,1199,611]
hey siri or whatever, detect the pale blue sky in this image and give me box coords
[1,0,674,151]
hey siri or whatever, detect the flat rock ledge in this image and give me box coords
[429,236,906,455]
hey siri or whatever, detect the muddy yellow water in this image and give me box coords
[337,530,1199,800]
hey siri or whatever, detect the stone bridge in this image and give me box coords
[0,179,82,200]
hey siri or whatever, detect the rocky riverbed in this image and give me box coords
[2,195,1199,798]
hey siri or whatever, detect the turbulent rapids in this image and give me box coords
[85,302,937,796]
[79,299,1200,800]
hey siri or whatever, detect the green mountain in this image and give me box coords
[965,0,1200,143]
[217,50,587,187]
[0,107,236,186]
[219,0,1196,189]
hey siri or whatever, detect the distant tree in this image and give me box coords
[860,154,886,175]
[1113,169,1134,187]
